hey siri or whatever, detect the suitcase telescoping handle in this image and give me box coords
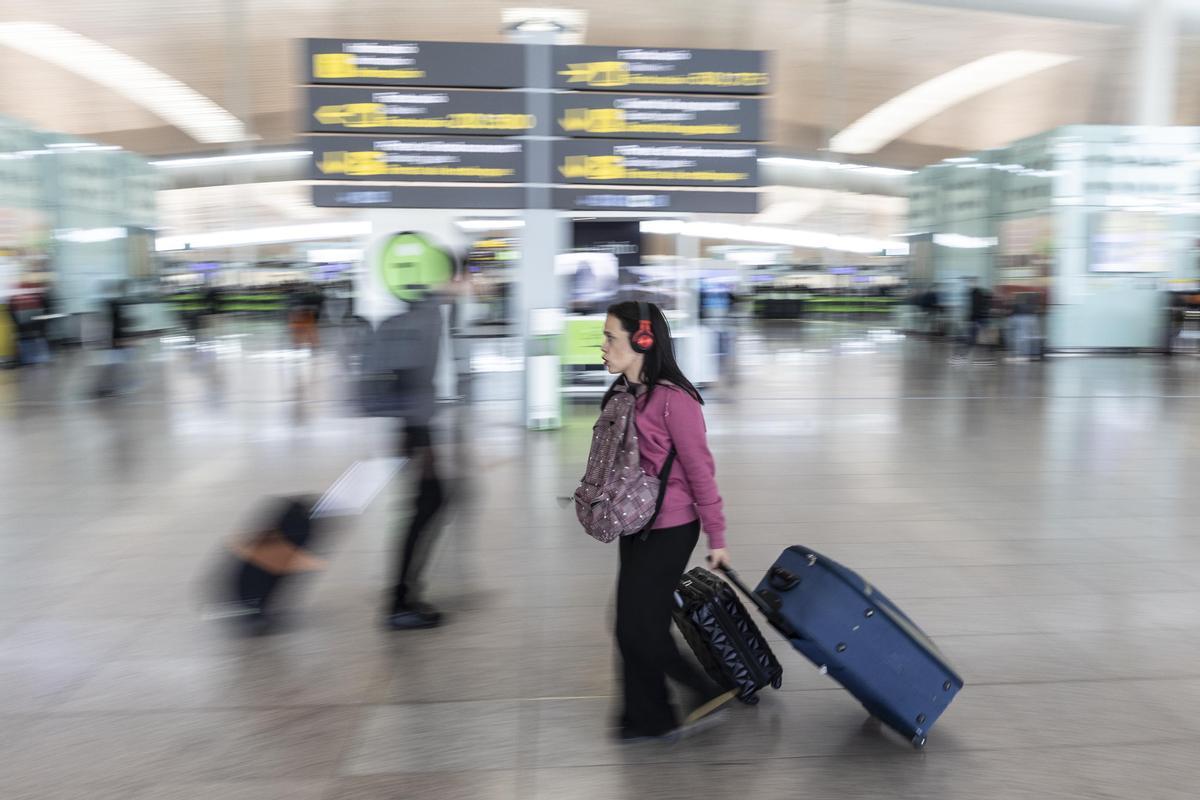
[718,565,802,640]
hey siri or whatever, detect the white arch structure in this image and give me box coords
[830,50,1076,154]
[0,22,244,144]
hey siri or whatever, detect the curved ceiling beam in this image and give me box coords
[0,22,244,144]
[829,50,1076,154]
[891,1,1176,28]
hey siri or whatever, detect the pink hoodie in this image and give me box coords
[634,383,727,549]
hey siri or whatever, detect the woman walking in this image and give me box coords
[599,301,734,742]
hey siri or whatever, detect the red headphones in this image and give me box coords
[631,301,655,353]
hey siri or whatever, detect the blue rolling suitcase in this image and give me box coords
[723,547,964,749]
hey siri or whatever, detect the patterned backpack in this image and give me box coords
[574,381,675,543]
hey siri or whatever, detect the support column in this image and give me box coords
[223,0,255,271]
[822,0,850,275]
[512,30,568,429]
[1132,0,1178,126]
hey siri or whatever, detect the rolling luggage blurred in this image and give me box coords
[673,566,783,705]
[208,457,404,633]
[722,547,964,749]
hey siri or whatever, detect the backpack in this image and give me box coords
[574,380,676,543]
[356,307,439,420]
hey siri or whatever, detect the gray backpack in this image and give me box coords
[356,306,440,423]
[574,381,676,543]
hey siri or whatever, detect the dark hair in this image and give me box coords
[601,301,703,408]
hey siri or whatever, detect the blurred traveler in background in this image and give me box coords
[289,283,324,351]
[1007,292,1042,362]
[599,300,734,742]
[38,280,63,354]
[11,283,51,366]
[918,283,945,336]
[186,280,223,348]
[951,278,993,366]
[357,256,456,631]
[203,281,223,338]
[92,280,135,397]
[700,283,737,384]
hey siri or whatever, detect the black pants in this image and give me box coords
[616,520,718,735]
[391,423,445,612]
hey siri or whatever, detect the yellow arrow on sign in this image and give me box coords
[314,105,347,125]
[558,156,585,178]
[559,109,588,132]
[557,63,591,82]
[316,152,341,174]
[557,61,630,87]
[314,103,385,128]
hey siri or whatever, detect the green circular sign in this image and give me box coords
[378,232,454,302]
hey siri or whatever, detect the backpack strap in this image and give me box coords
[639,446,677,540]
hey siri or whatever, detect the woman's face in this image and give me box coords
[601,314,643,378]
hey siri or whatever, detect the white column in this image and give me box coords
[1132,0,1178,126]
[509,28,568,429]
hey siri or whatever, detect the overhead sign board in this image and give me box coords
[552,46,768,94]
[554,140,758,187]
[300,40,769,213]
[303,87,533,136]
[312,184,523,209]
[306,136,524,182]
[552,188,759,214]
[304,38,524,89]
[554,93,763,141]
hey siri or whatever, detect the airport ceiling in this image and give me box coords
[1,0,1197,168]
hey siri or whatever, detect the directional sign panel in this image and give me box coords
[298,39,770,214]
[307,136,524,182]
[303,87,533,136]
[554,140,759,187]
[312,184,523,209]
[553,46,768,94]
[304,39,524,88]
[552,188,759,213]
[554,93,763,141]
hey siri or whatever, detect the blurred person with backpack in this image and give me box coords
[587,300,733,742]
[357,237,458,630]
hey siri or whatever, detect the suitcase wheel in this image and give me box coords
[911,734,927,750]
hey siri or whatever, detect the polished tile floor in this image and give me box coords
[3,319,1200,799]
